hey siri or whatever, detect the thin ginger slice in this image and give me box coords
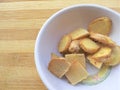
[65,54,86,68]
[69,28,89,40]
[79,38,100,54]
[48,58,71,78]
[88,17,112,35]
[65,60,88,85]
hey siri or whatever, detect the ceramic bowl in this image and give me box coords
[34,4,120,90]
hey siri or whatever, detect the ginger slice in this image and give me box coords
[65,54,86,68]
[58,35,71,53]
[87,55,103,69]
[92,46,112,62]
[88,17,112,35]
[90,33,115,47]
[51,53,59,59]
[65,60,88,85]
[79,38,100,54]
[51,53,64,60]
[68,40,81,53]
[69,28,89,40]
[48,58,71,78]
[105,46,120,66]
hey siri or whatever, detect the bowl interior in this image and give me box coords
[35,5,120,90]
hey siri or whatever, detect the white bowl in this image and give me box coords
[34,4,120,90]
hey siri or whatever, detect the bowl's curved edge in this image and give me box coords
[34,4,120,90]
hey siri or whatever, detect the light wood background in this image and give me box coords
[0,0,119,90]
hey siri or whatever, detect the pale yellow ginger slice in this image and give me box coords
[65,54,86,68]
[90,33,115,47]
[69,28,89,40]
[88,17,112,35]
[65,60,88,85]
[58,35,71,53]
[105,46,120,66]
[51,53,64,59]
[92,46,112,62]
[51,53,59,59]
[48,58,71,78]
[87,55,103,69]
[68,40,81,53]
[79,38,100,54]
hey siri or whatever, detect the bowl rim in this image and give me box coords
[34,4,120,90]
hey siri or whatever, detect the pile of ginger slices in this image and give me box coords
[48,17,120,85]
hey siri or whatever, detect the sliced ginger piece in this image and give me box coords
[51,53,64,59]
[65,54,86,68]
[48,58,71,78]
[105,46,120,66]
[58,35,71,53]
[70,28,89,40]
[92,46,112,62]
[68,40,81,53]
[90,33,115,47]
[79,38,100,54]
[65,60,88,85]
[51,53,59,59]
[88,17,112,35]
[87,55,103,69]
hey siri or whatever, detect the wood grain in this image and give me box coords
[0,29,39,40]
[0,0,119,90]
[0,10,58,19]
[0,40,34,53]
[0,1,119,11]
[0,19,45,29]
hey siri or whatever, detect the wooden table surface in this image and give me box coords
[0,0,119,90]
